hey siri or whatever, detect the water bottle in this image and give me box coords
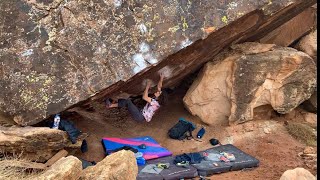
[197,127,205,139]
[136,157,146,166]
[135,152,146,166]
[52,114,60,129]
[135,152,143,158]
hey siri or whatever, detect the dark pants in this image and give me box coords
[118,99,145,122]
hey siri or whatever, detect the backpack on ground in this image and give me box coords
[168,118,196,140]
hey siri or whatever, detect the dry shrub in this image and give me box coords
[0,153,43,180]
[286,122,317,146]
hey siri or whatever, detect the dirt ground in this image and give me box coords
[67,86,316,180]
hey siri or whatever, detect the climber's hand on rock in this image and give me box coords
[146,79,152,87]
[160,72,165,79]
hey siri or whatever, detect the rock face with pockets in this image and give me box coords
[0,0,316,126]
[183,42,316,125]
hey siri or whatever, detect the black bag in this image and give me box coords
[49,119,81,144]
[168,119,196,140]
[79,158,96,169]
[59,119,81,144]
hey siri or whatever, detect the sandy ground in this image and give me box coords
[66,86,316,180]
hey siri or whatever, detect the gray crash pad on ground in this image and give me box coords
[192,144,260,176]
[137,155,198,180]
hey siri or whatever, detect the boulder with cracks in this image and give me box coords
[0,126,81,162]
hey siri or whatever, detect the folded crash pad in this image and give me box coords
[192,144,259,176]
[137,156,198,180]
[102,136,172,160]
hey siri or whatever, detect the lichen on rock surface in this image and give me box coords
[0,0,313,125]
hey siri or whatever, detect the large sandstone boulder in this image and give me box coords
[301,92,317,113]
[0,126,72,162]
[280,168,316,180]
[295,30,317,63]
[295,30,317,112]
[303,112,317,127]
[37,156,82,180]
[183,42,316,125]
[0,0,316,126]
[81,150,138,180]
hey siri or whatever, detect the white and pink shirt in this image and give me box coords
[142,99,160,122]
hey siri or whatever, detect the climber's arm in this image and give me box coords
[142,80,152,103]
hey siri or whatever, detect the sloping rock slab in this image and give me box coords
[183,42,316,125]
[0,0,316,125]
[258,7,316,46]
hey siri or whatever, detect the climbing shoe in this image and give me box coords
[176,161,189,168]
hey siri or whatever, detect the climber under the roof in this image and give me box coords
[105,73,168,122]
